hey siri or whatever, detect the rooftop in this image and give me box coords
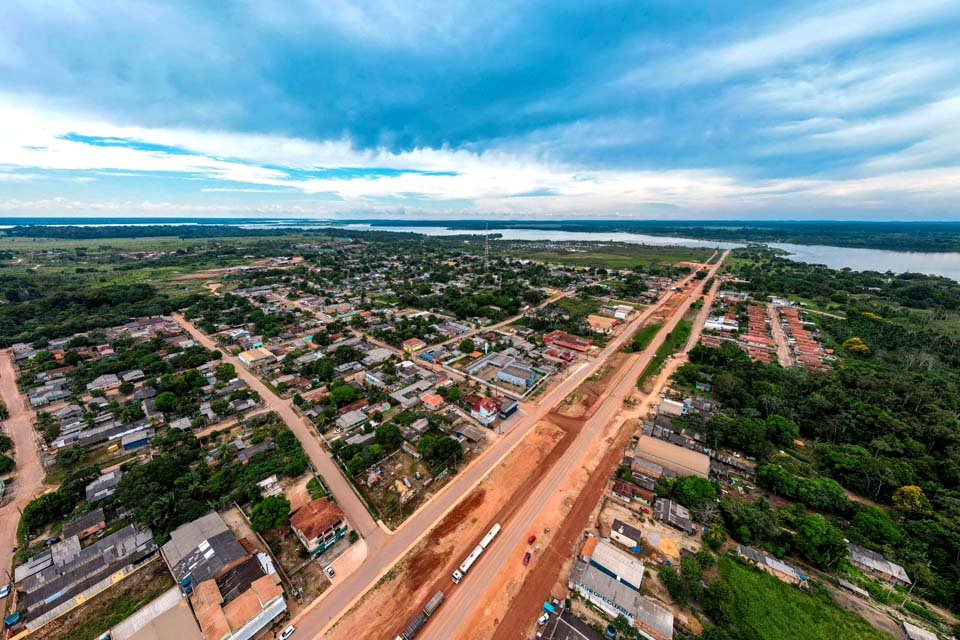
[161,512,248,586]
[290,497,345,541]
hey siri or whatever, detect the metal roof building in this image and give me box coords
[161,512,248,588]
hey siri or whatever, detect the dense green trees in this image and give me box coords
[250,496,291,532]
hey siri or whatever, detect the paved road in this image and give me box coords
[171,313,384,543]
[0,350,45,583]
[283,262,718,638]
[422,252,728,640]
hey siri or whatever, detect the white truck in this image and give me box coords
[452,523,501,584]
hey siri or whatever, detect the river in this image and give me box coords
[326,223,960,282]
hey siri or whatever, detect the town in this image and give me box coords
[0,229,954,640]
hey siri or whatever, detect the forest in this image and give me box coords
[672,250,960,615]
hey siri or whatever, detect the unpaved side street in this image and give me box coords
[0,350,45,581]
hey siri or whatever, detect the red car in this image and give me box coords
[527,535,537,544]
[522,552,531,566]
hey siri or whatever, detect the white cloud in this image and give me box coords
[623,0,960,87]
[2,96,960,217]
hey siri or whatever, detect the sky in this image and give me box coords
[1,1,959,220]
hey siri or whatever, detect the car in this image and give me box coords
[537,613,549,626]
[279,625,296,640]
[522,551,531,566]
[324,565,336,578]
[527,534,536,544]
[0,585,9,598]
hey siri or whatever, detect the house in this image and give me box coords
[289,497,349,555]
[847,543,911,586]
[61,508,106,540]
[610,519,644,549]
[586,314,620,334]
[191,572,286,640]
[737,545,808,587]
[87,374,120,392]
[420,393,445,411]
[543,330,593,352]
[654,499,695,535]
[237,440,276,464]
[402,338,427,353]
[658,398,688,417]
[120,369,145,383]
[237,347,276,367]
[464,394,499,426]
[161,512,248,590]
[362,347,393,366]
[85,469,123,502]
[336,410,368,432]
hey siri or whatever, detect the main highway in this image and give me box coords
[175,252,722,639]
[421,252,727,640]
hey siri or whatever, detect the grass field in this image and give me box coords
[624,321,662,352]
[507,243,712,269]
[718,556,893,640]
[637,319,691,387]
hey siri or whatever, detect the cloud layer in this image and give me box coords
[1,0,959,218]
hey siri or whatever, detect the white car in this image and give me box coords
[537,613,549,626]
[324,565,336,578]
[279,625,295,639]
[0,584,10,598]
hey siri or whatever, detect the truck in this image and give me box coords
[452,523,501,584]
[397,590,445,640]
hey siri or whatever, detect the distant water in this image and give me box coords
[328,223,960,282]
[1,218,957,282]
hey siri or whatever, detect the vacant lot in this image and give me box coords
[716,556,894,640]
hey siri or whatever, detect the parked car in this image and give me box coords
[279,625,296,640]
[527,534,537,544]
[0,585,9,598]
[537,613,549,625]
[522,552,531,566]
[324,565,336,578]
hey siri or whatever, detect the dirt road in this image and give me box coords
[0,350,45,581]
[171,313,383,544]
[282,261,719,638]
[422,253,727,640]
[766,303,794,367]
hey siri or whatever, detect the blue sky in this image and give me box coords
[1,0,959,219]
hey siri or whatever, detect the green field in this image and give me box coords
[636,319,691,387]
[624,321,662,353]
[507,243,712,269]
[717,556,893,640]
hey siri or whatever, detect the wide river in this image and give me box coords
[324,223,960,282]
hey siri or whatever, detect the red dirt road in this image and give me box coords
[0,350,45,580]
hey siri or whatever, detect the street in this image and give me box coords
[420,252,726,639]
[0,350,45,586]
